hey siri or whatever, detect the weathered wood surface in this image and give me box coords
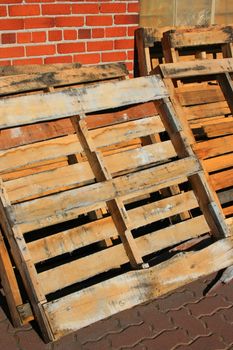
[0,75,168,129]
[0,63,128,96]
[4,141,176,203]
[43,237,233,339]
[165,25,233,48]
[0,102,157,150]
[9,156,199,233]
[0,63,82,76]
[158,58,233,79]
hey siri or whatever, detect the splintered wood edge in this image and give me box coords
[43,237,233,339]
[0,75,168,129]
[158,58,233,79]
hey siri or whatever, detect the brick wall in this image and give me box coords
[0,1,139,74]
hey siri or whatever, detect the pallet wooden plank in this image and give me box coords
[0,63,82,76]
[193,135,233,159]
[210,168,233,191]
[167,26,233,48]
[38,212,207,295]
[9,157,200,233]
[202,119,233,138]
[5,141,176,203]
[0,134,81,174]
[177,86,225,107]
[187,101,230,120]
[0,231,23,327]
[43,237,233,338]
[0,76,168,129]
[0,63,128,96]
[29,209,207,264]
[0,116,163,174]
[158,58,233,79]
[204,153,233,173]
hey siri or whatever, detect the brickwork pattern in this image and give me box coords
[0,0,139,73]
[1,274,233,349]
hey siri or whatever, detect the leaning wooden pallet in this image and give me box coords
[0,62,130,327]
[135,25,233,76]
[162,25,233,63]
[156,58,233,222]
[0,74,231,342]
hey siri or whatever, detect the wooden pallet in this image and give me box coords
[162,25,233,63]
[157,58,233,220]
[0,62,129,327]
[135,25,233,76]
[0,74,231,342]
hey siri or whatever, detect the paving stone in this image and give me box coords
[217,283,233,303]
[16,328,50,350]
[167,307,210,339]
[188,295,232,317]
[109,322,153,349]
[139,329,190,350]
[82,338,111,350]
[221,306,233,324]
[156,290,197,312]
[177,334,226,350]
[138,304,174,333]
[116,306,143,329]
[201,311,233,345]
[0,320,19,350]
[75,317,120,344]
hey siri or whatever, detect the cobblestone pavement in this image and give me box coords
[1,272,233,350]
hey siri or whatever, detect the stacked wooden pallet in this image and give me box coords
[135,25,233,76]
[0,62,232,342]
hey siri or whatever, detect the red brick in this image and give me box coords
[115,38,134,49]
[72,4,99,14]
[87,40,113,52]
[0,46,24,58]
[25,0,54,2]
[0,18,24,30]
[78,29,91,39]
[92,28,105,38]
[44,55,72,64]
[114,14,139,25]
[48,30,62,41]
[0,0,21,3]
[57,42,85,54]
[86,15,112,26]
[9,4,40,16]
[24,17,54,29]
[26,44,55,56]
[126,61,133,73]
[127,50,134,60]
[55,16,84,27]
[105,26,126,37]
[64,29,77,40]
[74,53,100,65]
[102,51,126,62]
[128,2,140,13]
[100,3,126,13]
[32,31,46,43]
[128,25,138,36]
[13,57,43,65]
[2,33,16,44]
[0,60,10,66]
[0,6,7,16]
[17,32,31,43]
[42,4,70,15]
